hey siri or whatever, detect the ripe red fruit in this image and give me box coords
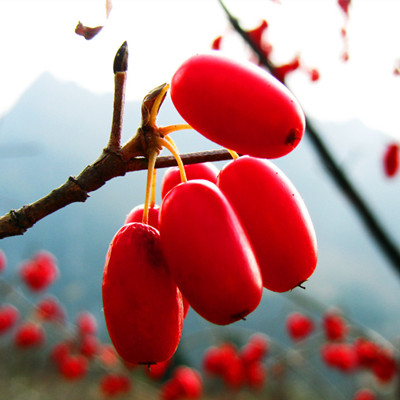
[321,342,358,372]
[245,361,267,389]
[383,143,399,177]
[146,358,172,380]
[14,321,45,348]
[51,341,72,365]
[170,53,305,159]
[79,334,100,359]
[36,295,66,322]
[19,250,59,291]
[161,162,219,199]
[76,311,98,336]
[217,156,317,292]
[159,180,262,325]
[371,348,397,383]
[322,309,348,341]
[100,373,131,397]
[124,204,160,229]
[102,222,183,364]
[286,312,314,341]
[58,353,89,380]
[353,337,379,368]
[0,304,19,334]
[239,333,269,365]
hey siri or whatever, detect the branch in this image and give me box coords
[0,41,234,240]
[217,0,400,270]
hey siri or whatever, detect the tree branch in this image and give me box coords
[217,0,400,270]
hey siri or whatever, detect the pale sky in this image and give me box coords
[1,0,400,141]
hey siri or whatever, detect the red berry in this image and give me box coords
[161,162,219,199]
[103,222,183,364]
[353,337,379,368]
[217,156,317,292]
[353,388,376,400]
[322,310,348,341]
[160,180,262,325]
[239,333,269,365]
[124,204,160,229]
[146,358,172,380]
[51,341,72,365]
[0,249,6,273]
[383,143,399,177]
[14,321,45,348]
[19,250,59,291]
[36,295,65,322]
[100,373,131,396]
[173,366,203,398]
[245,361,267,389]
[0,304,19,334]
[170,53,305,159]
[76,311,97,336]
[58,353,89,380]
[371,348,397,383]
[79,334,100,358]
[321,342,358,372]
[286,312,314,341]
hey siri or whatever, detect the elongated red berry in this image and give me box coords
[217,156,317,292]
[170,52,305,159]
[160,180,262,325]
[102,222,183,364]
[161,162,219,199]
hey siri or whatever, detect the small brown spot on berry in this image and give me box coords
[285,129,301,148]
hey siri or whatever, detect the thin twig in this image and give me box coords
[0,149,232,239]
[217,0,400,270]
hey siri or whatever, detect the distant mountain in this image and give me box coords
[1,72,400,344]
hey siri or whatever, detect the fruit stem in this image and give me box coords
[157,137,187,183]
[159,124,192,136]
[149,84,170,127]
[227,149,240,159]
[143,150,158,225]
[150,167,157,208]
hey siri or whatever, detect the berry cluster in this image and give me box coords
[102,52,318,366]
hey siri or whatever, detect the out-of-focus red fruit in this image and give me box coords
[14,321,45,348]
[124,204,160,229]
[0,249,6,272]
[353,338,379,368]
[51,341,72,365]
[36,295,66,322]
[286,312,314,341]
[58,353,89,380]
[160,180,262,325]
[98,344,119,368]
[173,366,203,398]
[371,348,397,383]
[322,310,348,341]
[245,361,267,389]
[103,223,183,364]
[240,333,269,365]
[383,143,399,178]
[161,162,219,199]
[79,334,100,359]
[309,68,320,82]
[321,342,358,373]
[218,157,317,292]
[353,388,377,400]
[0,304,19,334]
[99,373,131,397]
[146,357,172,380]
[19,251,59,291]
[76,311,97,336]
